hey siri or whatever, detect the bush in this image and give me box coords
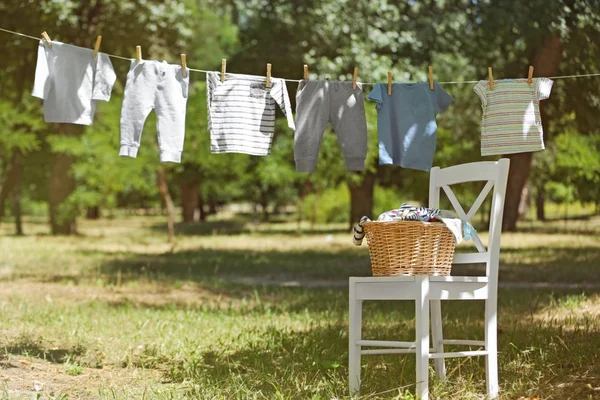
[301,184,423,224]
[300,184,349,223]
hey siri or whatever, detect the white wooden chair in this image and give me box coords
[349,158,510,399]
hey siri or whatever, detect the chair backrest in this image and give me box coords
[428,159,510,282]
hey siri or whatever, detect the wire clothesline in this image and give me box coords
[3,27,600,85]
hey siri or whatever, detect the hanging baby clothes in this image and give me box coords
[32,40,116,125]
[367,82,453,171]
[119,60,189,163]
[206,72,295,156]
[294,80,368,172]
[473,78,553,156]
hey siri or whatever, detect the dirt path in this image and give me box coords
[0,355,162,399]
[224,276,600,289]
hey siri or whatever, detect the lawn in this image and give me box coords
[1,215,600,399]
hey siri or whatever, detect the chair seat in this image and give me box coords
[350,275,490,301]
[350,275,488,283]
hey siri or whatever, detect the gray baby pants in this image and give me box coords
[294,80,368,172]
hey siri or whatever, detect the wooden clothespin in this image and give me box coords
[93,35,102,58]
[41,31,52,48]
[303,64,308,80]
[387,72,392,95]
[136,46,142,62]
[181,54,187,78]
[266,63,272,88]
[488,66,494,90]
[527,65,534,85]
[352,67,358,89]
[428,66,434,90]
[221,59,226,82]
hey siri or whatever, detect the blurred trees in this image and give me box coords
[0,0,598,235]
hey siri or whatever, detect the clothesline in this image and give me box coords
[3,26,600,85]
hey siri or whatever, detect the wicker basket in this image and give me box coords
[363,220,456,276]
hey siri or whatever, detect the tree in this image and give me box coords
[0,0,191,234]
[0,99,44,234]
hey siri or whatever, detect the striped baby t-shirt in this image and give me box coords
[474,78,553,156]
[206,72,295,156]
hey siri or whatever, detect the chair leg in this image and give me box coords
[431,300,446,380]
[349,283,363,396]
[485,298,499,399]
[415,277,430,399]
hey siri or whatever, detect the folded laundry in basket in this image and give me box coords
[378,203,441,222]
[352,203,476,246]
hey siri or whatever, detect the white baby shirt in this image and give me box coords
[32,40,116,125]
[207,72,295,156]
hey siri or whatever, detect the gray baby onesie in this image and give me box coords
[294,80,368,172]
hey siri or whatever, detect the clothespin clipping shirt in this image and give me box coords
[352,67,358,89]
[528,65,534,85]
[181,54,187,78]
[428,66,434,90]
[41,32,52,48]
[93,36,102,58]
[304,64,308,80]
[221,59,226,82]
[136,46,142,62]
[488,67,494,90]
[266,63,272,88]
[387,72,392,95]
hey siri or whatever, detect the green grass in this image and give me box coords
[0,215,599,399]
[64,361,84,377]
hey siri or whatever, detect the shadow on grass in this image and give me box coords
[17,234,598,288]
[516,214,600,235]
[2,335,85,364]
[148,220,351,237]
[97,247,371,284]
[93,244,600,287]
[156,288,600,399]
[497,246,600,283]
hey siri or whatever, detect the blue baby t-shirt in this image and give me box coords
[367,82,454,171]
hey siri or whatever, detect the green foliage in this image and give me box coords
[0,99,44,155]
[534,130,600,206]
[1,0,600,229]
[373,186,407,218]
[301,184,349,224]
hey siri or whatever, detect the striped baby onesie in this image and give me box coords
[206,72,295,156]
[474,78,553,156]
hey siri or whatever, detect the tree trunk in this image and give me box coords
[297,179,312,231]
[0,149,20,224]
[49,124,80,235]
[259,189,269,222]
[86,206,100,220]
[198,191,207,221]
[11,150,23,236]
[180,181,199,222]
[208,198,218,215]
[156,167,175,243]
[517,183,530,221]
[0,168,6,220]
[536,185,546,221]
[310,186,321,229]
[348,172,376,229]
[502,152,532,231]
[502,35,562,232]
[48,152,77,234]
